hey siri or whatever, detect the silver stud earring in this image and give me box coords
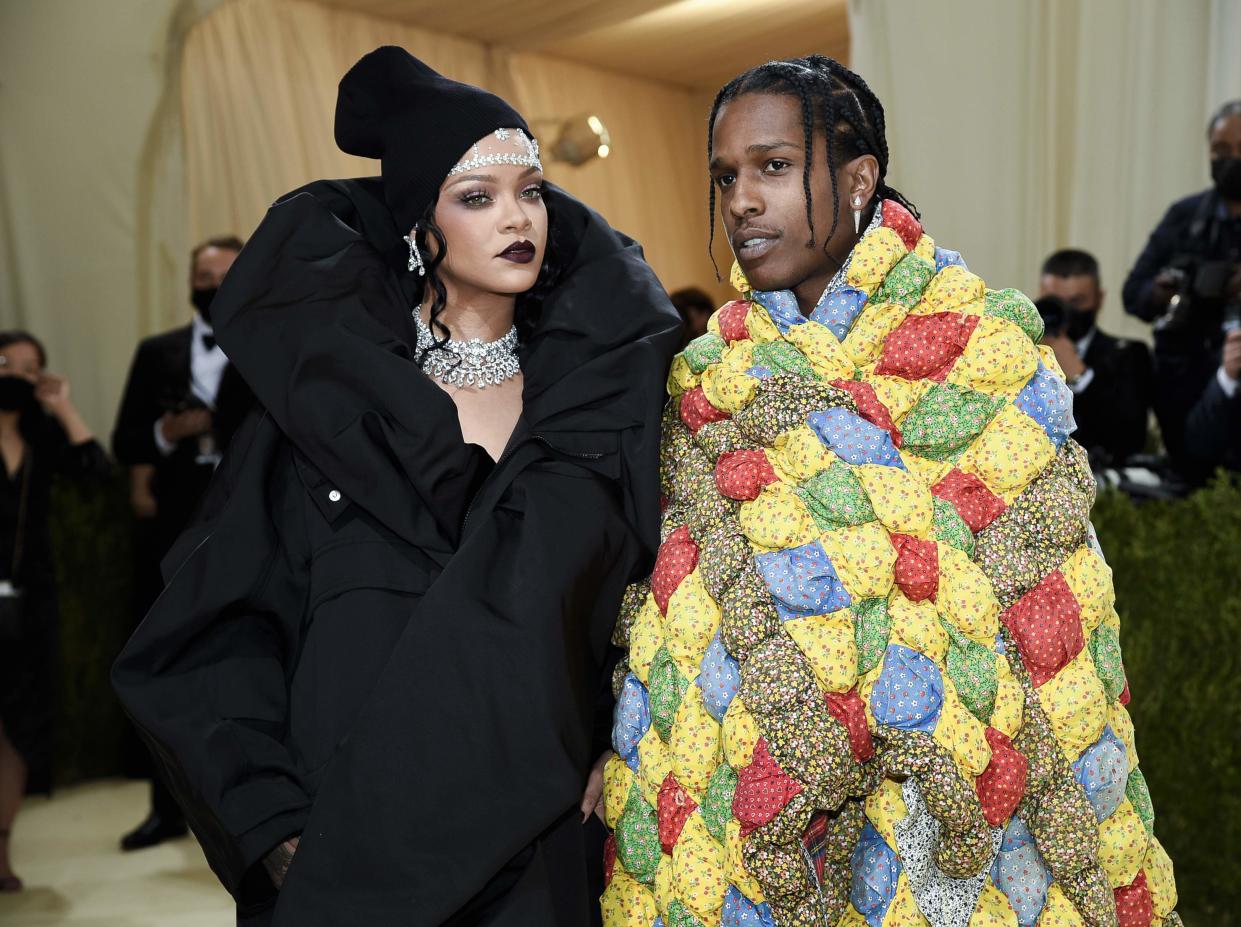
[852,195,863,235]
[404,229,425,276]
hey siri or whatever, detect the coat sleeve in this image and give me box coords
[112,410,311,909]
[111,338,165,465]
[1121,199,1189,321]
[1182,365,1241,477]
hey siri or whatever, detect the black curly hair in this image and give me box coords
[707,54,919,276]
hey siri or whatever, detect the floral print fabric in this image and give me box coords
[604,201,1180,927]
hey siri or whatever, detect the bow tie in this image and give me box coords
[201,332,216,351]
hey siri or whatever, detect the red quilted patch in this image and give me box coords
[715,449,779,501]
[717,300,752,343]
[891,533,939,602]
[825,689,875,762]
[976,727,1028,826]
[880,199,923,251]
[1001,571,1085,687]
[679,386,730,434]
[732,738,803,838]
[830,378,903,448]
[931,469,1007,532]
[1114,871,1155,927]
[657,773,698,854]
[650,525,699,614]
[603,834,617,886]
[874,312,979,382]
[1119,680,1132,706]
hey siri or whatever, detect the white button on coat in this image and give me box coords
[328,490,342,503]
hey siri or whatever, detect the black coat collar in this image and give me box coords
[212,177,679,561]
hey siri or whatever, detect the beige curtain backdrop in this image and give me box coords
[848,0,1241,340]
[181,0,724,307]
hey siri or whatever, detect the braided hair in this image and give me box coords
[706,55,918,275]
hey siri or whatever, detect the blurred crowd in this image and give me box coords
[0,98,1238,894]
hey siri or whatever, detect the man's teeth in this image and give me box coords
[743,238,766,247]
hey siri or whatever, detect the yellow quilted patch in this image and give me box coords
[654,855,675,921]
[629,595,664,685]
[1037,649,1108,759]
[724,819,765,903]
[934,679,994,777]
[865,776,908,850]
[861,370,932,425]
[664,570,721,677]
[843,302,911,367]
[937,544,1001,642]
[820,521,898,599]
[947,314,1040,398]
[636,727,673,807]
[915,265,986,316]
[882,873,930,925]
[603,754,636,829]
[672,813,728,922]
[770,425,835,483]
[888,591,949,664]
[855,463,934,535]
[701,341,757,413]
[784,610,859,692]
[667,353,698,397]
[722,698,760,769]
[1060,547,1115,635]
[898,451,953,487]
[745,300,781,345]
[1035,883,1085,926]
[671,683,722,794]
[969,880,1019,926]
[1098,798,1149,888]
[913,234,937,265]
[959,403,1056,501]
[1108,700,1140,771]
[739,483,819,551]
[991,657,1024,738]
[785,319,855,381]
[846,227,908,293]
[600,868,658,927]
[730,260,750,296]
[1145,835,1178,917]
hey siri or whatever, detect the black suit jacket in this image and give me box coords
[1071,329,1153,466]
[112,324,253,546]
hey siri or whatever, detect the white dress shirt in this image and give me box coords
[153,313,228,456]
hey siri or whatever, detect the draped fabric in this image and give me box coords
[848,0,1241,344]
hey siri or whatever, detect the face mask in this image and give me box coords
[0,376,35,411]
[191,286,219,325]
[1065,308,1097,342]
[1211,157,1241,201]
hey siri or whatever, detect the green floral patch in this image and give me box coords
[900,383,1006,462]
[984,287,1043,343]
[1126,767,1155,835]
[615,784,661,884]
[873,251,936,309]
[683,332,726,374]
[648,645,690,742]
[933,497,975,556]
[700,762,738,843]
[944,620,998,723]
[1089,624,1126,701]
[853,597,891,675]
[795,459,876,530]
[666,901,707,927]
[752,340,816,379]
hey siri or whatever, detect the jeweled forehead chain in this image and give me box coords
[447,128,542,176]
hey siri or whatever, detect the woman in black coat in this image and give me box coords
[112,47,680,925]
[0,332,110,891]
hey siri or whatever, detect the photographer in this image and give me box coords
[1037,249,1152,468]
[1122,100,1241,481]
[111,235,254,850]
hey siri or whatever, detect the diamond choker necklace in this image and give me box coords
[413,313,521,389]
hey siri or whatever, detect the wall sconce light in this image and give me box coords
[536,113,612,166]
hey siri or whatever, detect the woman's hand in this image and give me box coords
[581,750,612,823]
[35,372,94,444]
[262,835,299,889]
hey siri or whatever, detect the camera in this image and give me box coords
[1035,295,1069,339]
[1156,256,1238,335]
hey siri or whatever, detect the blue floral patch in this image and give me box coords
[1013,362,1075,448]
[871,645,944,732]
[612,673,651,772]
[754,540,853,621]
[807,407,906,469]
[850,821,901,927]
[698,633,741,722]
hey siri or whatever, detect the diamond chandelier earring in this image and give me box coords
[852,195,863,235]
[403,228,425,276]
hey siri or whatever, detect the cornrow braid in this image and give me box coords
[706,55,919,279]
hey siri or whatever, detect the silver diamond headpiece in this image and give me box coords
[447,127,542,176]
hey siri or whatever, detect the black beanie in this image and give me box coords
[334,46,532,233]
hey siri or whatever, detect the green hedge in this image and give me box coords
[1092,476,1239,926]
[47,473,1238,921]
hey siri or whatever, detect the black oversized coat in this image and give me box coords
[112,178,681,926]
